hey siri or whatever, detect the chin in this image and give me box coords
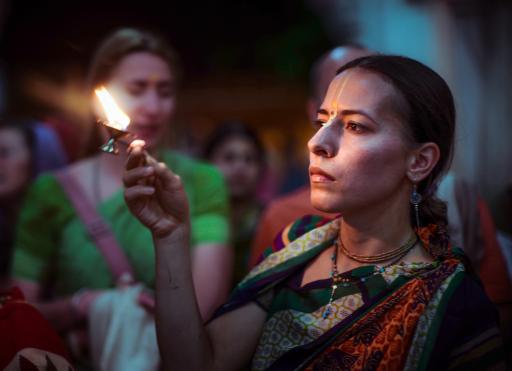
[310,191,342,214]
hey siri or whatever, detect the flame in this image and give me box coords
[94,87,130,131]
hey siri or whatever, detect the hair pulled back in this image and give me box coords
[337,55,455,229]
[87,28,181,91]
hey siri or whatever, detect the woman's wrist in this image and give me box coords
[70,289,101,321]
[70,289,89,321]
[152,223,190,247]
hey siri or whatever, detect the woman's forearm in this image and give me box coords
[192,243,233,321]
[153,226,215,371]
[35,297,82,332]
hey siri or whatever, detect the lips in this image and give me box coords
[309,166,335,182]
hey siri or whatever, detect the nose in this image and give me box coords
[141,90,161,117]
[308,123,338,158]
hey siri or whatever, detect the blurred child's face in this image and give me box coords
[0,128,31,200]
[102,52,177,150]
[211,137,261,201]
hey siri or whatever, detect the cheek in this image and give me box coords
[116,96,140,118]
[214,160,234,178]
[339,139,407,190]
[160,98,176,119]
[1,156,31,192]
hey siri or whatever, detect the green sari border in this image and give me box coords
[237,240,334,291]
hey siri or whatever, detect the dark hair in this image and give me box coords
[203,121,265,167]
[336,55,455,229]
[87,28,182,91]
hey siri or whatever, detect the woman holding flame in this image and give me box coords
[11,28,232,368]
[124,55,505,370]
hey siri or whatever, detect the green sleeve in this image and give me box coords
[188,164,230,247]
[12,174,73,282]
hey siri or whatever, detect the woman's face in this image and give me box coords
[308,69,413,214]
[0,128,31,200]
[211,137,261,201]
[105,52,176,149]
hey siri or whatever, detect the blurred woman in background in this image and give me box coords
[0,121,33,288]
[204,121,266,284]
[11,28,232,369]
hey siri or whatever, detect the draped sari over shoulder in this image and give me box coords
[214,216,505,371]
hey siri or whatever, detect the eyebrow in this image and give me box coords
[316,108,379,125]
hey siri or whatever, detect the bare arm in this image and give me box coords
[153,230,266,370]
[12,279,86,332]
[123,141,266,370]
[191,243,233,321]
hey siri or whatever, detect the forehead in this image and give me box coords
[217,137,258,152]
[111,52,173,81]
[321,69,398,118]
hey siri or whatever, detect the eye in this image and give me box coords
[157,82,176,98]
[345,121,367,133]
[126,83,146,97]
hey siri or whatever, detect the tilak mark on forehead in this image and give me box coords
[324,70,356,128]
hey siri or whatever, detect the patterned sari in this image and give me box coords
[214,216,505,370]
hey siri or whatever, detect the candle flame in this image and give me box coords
[94,87,130,131]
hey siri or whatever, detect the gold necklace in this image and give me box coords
[338,233,418,264]
[322,236,417,319]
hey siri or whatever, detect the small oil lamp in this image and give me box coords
[94,87,134,154]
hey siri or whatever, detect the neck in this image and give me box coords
[337,189,414,271]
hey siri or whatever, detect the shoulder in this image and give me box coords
[262,214,335,258]
[25,172,65,202]
[19,166,79,221]
[444,271,498,320]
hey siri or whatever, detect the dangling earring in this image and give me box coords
[410,184,422,228]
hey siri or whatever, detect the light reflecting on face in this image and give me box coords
[211,137,261,201]
[105,52,176,149]
[0,128,31,199]
[308,69,411,214]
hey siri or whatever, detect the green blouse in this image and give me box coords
[12,151,229,295]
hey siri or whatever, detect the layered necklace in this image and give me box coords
[322,233,418,319]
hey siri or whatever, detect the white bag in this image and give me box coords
[88,285,160,371]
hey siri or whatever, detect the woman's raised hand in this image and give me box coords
[123,140,190,238]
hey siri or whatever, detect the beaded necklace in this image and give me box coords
[322,235,418,319]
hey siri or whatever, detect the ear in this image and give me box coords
[406,142,440,183]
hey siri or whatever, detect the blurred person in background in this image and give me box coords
[0,121,34,288]
[10,28,232,369]
[436,172,512,347]
[204,121,266,285]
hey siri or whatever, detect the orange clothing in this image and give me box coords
[477,198,512,304]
